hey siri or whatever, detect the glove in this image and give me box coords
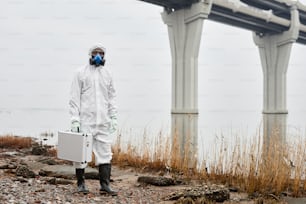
[71,121,80,132]
[109,117,118,134]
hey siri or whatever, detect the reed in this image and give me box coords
[0,135,32,149]
[112,130,170,171]
[112,128,306,196]
[1,128,304,196]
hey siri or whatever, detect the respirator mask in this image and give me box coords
[89,52,105,67]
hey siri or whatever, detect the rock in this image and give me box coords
[15,165,36,178]
[31,146,48,156]
[0,160,17,169]
[229,186,239,192]
[35,188,46,192]
[164,184,230,203]
[46,178,74,185]
[0,151,21,157]
[38,158,57,165]
[39,165,98,180]
[13,177,28,183]
[84,171,99,180]
[38,169,48,177]
[0,164,9,169]
[137,176,176,186]
[8,163,17,169]
[4,169,16,174]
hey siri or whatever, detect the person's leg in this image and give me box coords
[93,139,118,195]
[98,163,117,195]
[73,162,89,193]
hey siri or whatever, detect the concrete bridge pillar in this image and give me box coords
[161,1,212,167]
[253,6,300,144]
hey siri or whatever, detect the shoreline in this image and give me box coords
[0,146,305,204]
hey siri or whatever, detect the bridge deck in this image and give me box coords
[139,0,198,10]
[139,0,306,44]
[240,0,306,25]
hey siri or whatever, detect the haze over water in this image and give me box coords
[1,1,306,158]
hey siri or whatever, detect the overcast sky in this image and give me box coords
[0,0,306,139]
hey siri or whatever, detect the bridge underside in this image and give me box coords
[140,0,306,44]
[139,0,198,10]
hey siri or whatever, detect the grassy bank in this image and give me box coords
[0,135,32,149]
[1,131,305,197]
[112,130,306,197]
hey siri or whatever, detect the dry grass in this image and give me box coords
[201,129,305,196]
[111,128,306,197]
[112,131,170,172]
[2,129,304,197]
[206,128,294,195]
[0,135,33,149]
[47,147,58,157]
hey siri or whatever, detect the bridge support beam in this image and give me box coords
[161,1,212,167]
[253,6,300,144]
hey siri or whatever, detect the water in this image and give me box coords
[0,0,306,158]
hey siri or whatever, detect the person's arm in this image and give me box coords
[69,71,82,131]
[108,76,117,118]
[108,75,118,133]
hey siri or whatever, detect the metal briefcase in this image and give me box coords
[57,131,93,164]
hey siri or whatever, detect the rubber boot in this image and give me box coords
[99,164,118,196]
[75,168,89,194]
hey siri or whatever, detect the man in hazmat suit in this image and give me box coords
[69,44,118,195]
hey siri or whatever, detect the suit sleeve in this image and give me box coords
[69,71,82,123]
[108,75,117,119]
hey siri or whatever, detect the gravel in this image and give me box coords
[0,173,173,204]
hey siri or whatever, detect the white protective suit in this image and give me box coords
[69,45,117,168]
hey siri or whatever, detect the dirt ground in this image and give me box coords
[0,148,304,203]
